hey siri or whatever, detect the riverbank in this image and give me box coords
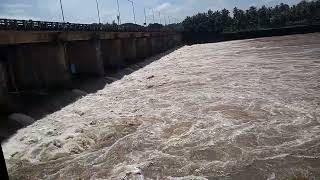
[183,24,320,44]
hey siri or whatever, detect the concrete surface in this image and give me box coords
[0,61,7,112]
[7,42,71,89]
[66,40,104,76]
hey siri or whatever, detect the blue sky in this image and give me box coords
[0,0,301,25]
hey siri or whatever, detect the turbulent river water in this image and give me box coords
[2,33,320,179]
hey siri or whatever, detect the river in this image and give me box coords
[2,33,320,179]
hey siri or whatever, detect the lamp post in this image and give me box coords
[149,8,155,24]
[158,11,161,24]
[144,8,147,25]
[95,0,101,24]
[175,18,179,24]
[59,0,65,22]
[116,0,121,25]
[127,0,136,24]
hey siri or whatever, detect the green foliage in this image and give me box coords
[148,23,164,29]
[182,0,320,33]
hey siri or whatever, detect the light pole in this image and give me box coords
[59,0,65,22]
[127,0,136,24]
[158,12,161,24]
[174,18,179,24]
[95,0,101,24]
[149,8,155,24]
[144,8,147,25]
[116,0,121,25]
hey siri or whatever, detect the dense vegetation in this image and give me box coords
[182,0,320,33]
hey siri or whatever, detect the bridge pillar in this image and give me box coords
[136,37,150,61]
[173,34,182,46]
[66,40,104,76]
[0,61,7,112]
[121,38,137,64]
[160,36,167,52]
[7,42,71,90]
[101,39,124,70]
[146,37,153,57]
[168,35,175,49]
[151,36,164,55]
[164,35,171,51]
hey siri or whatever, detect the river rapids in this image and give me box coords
[2,33,320,179]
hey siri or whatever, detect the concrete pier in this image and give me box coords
[0,61,7,112]
[66,40,104,76]
[7,42,71,90]
[101,39,124,69]
[151,36,164,55]
[121,37,137,64]
[173,34,182,46]
[167,35,175,49]
[136,37,149,60]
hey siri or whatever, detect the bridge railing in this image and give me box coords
[0,19,172,32]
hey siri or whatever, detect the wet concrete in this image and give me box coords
[2,33,320,179]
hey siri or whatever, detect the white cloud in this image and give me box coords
[155,2,171,12]
[1,3,32,9]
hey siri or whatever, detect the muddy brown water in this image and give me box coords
[2,33,320,179]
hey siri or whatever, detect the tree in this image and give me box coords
[246,6,259,29]
[258,6,271,28]
[182,0,320,33]
[233,7,247,31]
[221,8,232,31]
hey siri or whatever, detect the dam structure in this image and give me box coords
[0,20,182,113]
[1,19,320,180]
[1,32,320,179]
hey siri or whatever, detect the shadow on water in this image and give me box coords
[0,47,182,142]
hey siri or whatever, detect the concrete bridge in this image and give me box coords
[0,30,182,112]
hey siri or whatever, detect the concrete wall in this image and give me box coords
[0,61,7,112]
[7,42,71,90]
[182,25,320,44]
[121,38,137,64]
[66,40,104,76]
[0,31,182,107]
[101,39,124,69]
[151,37,162,55]
[136,37,149,60]
[173,34,182,46]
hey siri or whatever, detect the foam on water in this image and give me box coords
[2,33,320,179]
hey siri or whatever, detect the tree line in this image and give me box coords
[182,0,320,33]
